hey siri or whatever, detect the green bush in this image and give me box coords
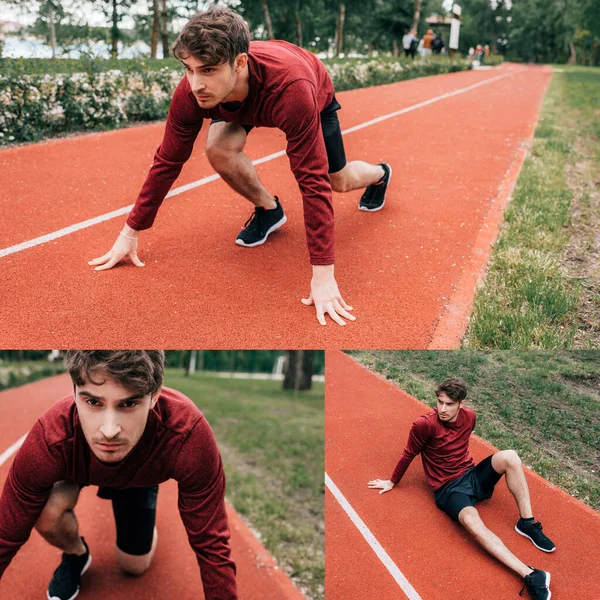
[0,55,472,146]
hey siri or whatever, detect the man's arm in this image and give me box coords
[368,417,432,494]
[275,79,354,326]
[89,77,203,271]
[0,422,62,578]
[174,417,237,600]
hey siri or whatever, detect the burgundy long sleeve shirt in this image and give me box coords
[127,40,336,265]
[0,387,237,599]
[390,407,476,492]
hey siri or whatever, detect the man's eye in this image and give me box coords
[122,401,138,408]
[203,69,214,73]
[86,399,100,407]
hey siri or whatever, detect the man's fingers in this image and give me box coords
[379,488,389,495]
[325,303,346,327]
[338,296,353,311]
[333,300,356,322]
[301,295,314,306]
[94,255,120,271]
[88,252,112,266]
[130,253,145,267]
[315,304,327,326]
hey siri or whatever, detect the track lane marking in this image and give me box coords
[1,72,510,260]
[325,472,423,600]
[0,434,26,467]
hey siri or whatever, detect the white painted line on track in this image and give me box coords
[0,72,510,260]
[325,472,423,600]
[0,434,26,467]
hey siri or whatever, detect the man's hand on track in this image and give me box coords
[88,226,144,271]
[367,479,395,494]
[301,264,356,326]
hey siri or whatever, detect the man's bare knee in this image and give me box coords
[116,527,157,576]
[35,481,80,535]
[493,449,521,473]
[458,506,485,536]
[205,123,247,170]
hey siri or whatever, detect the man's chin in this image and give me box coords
[92,447,131,463]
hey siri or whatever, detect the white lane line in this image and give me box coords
[325,472,423,600]
[0,72,510,260]
[0,434,27,467]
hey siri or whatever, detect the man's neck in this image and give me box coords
[224,63,250,103]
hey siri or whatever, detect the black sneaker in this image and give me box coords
[515,519,556,552]
[358,163,392,212]
[235,197,286,247]
[520,568,551,599]
[47,537,92,600]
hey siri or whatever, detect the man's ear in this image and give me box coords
[150,388,162,409]
[235,53,248,72]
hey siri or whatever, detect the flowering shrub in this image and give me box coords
[0,55,472,146]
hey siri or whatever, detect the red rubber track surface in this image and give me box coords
[0,64,550,349]
[0,375,303,600]
[325,351,600,599]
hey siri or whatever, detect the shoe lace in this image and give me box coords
[243,208,266,235]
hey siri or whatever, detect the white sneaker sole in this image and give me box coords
[47,554,92,600]
[358,164,393,212]
[235,214,287,247]
[515,525,556,553]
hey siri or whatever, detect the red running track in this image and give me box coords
[0,64,550,349]
[325,351,600,599]
[0,375,303,600]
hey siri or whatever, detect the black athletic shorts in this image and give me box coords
[433,454,502,522]
[97,486,158,555]
[209,95,347,174]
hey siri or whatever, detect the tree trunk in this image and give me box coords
[295,10,302,47]
[283,351,313,391]
[186,350,197,376]
[568,40,576,65]
[392,39,398,57]
[261,0,274,39]
[336,3,346,57]
[161,0,169,59]
[151,0,160,59]
[49,20,57,58]
[111,0,119,58]
[411,0,421,33]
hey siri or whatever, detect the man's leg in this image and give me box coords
[329,162,385,194]
[206,121,277,210]
[35,481,86,556]
[458,506,532,578]
[111,486,159,576]
[491,450,533,519]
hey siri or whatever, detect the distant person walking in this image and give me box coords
[431,33,445,55]
[402,29,418,58]
[422,29,435,56]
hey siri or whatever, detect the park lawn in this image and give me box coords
[164,369,324,600]
[348,351,600,512]
[464,65,600,349]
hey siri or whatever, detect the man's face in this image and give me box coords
[181,53,246,109]
[436,392,464,423]
[74,373,159,464]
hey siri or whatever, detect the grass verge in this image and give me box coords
[348,350,600,512]
[0,361,65,392]
[164,369,324,600]
[464,65,600,348]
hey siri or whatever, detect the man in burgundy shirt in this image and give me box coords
[88,7,392,327]
[368,378,555,600]
[0,351,237,600]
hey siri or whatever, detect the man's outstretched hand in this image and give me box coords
[301,264,356,326]
[88,225,144,271]
[368,479,395,495]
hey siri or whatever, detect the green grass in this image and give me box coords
[348,351,600,512]
[465,65,600,349]
[163,369,324,600]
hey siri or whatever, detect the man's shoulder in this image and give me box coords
[249,40,325,80]
[413,409,437,432]
[37,395,76,447]
[155,386,203,434]
[462,407,477,425]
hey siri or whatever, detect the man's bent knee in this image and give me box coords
[458,506,484,534]
[205,123,247,168]
[115,527,157,576]
[35,481,80,535]
[493,449,521,472]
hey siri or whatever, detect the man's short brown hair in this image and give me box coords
[435,378,467,402]
[67,351,164,396]
[171,7,250,66]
